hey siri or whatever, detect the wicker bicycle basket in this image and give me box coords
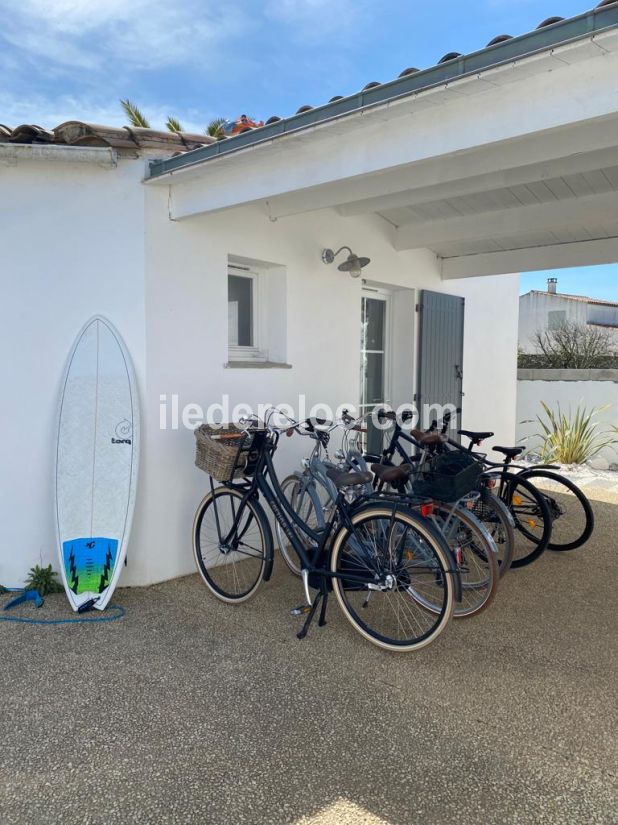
[194,424,249,482]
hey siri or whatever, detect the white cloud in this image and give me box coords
[0,0,250,71]
[265,0,369,37]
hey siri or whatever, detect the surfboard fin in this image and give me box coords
[77,598,99,613]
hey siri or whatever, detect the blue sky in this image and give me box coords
[2,0,615,299]
[520,267,618,300]
[0,0,600,131]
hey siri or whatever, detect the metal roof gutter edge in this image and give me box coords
[147,4,618,181]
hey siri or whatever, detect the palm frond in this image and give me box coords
[120,99,150,128]
[166,116,183,133]
[205,117,226,139]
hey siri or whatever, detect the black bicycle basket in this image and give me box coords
[413,451,482,502]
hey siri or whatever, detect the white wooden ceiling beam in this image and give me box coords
[394,191,618,251]
[441,237,618,278]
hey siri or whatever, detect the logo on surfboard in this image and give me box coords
[112,419,132,444]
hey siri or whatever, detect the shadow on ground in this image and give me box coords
[1,495,617,824]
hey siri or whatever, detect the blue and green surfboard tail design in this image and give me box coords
[62,538,119,595]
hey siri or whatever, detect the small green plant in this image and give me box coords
[535,401,617,464]
[24,564,64,596]
[0,584,7,594]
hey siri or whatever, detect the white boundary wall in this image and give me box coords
[516,369,618,468]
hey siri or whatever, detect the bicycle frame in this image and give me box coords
[210,430,399,595]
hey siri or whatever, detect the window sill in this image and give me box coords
[224,360,293,370]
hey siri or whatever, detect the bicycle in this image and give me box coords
[277,412,499,619]
[368,410,516,577]
[192,412,460,652]
[478,443,594,553]
[453,427,593,561]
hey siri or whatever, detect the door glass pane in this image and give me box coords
[364,299,385,351]
[361,294,388,455]
[368,424,384,456]
[362,353,384,405]
[228,275,253,346]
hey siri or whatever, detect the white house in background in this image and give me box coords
[519,278,618,352]
[2,2,618,589]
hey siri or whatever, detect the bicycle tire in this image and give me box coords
[470,486,515,577]
[430,504,499,618]
[500,473,552,568]
[330,505,456,652]
[518,469,594,551]
[275,474,322,576]
[193,486,272,602]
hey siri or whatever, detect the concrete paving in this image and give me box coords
[1,495,617,825]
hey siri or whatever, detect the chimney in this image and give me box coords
[547,277,558,294]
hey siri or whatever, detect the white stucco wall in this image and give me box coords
[141,195,520,586]
[0,156,147,587]
[519,291,618,352]
[519,292,588,351]
[0,155,519,588]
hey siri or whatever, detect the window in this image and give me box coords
[227,257,288,366]
[228,271,256,349]
[548,310,566,330]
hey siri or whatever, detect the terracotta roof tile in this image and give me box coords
[528,290,618,308]
[0,120,216,155]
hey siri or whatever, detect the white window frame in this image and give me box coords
[227,265,267,362]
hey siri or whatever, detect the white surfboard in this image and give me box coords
[55,316,140,611]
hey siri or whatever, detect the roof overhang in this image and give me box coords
[146,6,618,278]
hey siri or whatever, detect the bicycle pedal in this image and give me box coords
[290,604,312,617]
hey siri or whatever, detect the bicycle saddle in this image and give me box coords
[458,429,494,443]
[493,446,525,458]
[326,468,373,489]
[410,429,446,446]
[371,464,414,484]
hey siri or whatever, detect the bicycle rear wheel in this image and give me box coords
[330,505,456,652]
[193,487,272,602]
[469,486,515,577]
[431,504,499,618]
[499,473,552,568]
[519,469,594,551]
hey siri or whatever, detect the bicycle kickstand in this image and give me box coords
[318,590,328,628]
[296,592,321,640]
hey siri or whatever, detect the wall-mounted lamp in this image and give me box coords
[321,246,371,278]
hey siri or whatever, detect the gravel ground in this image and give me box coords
[1,494,617,825]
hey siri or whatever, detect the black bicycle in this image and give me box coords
[478,442,594,553]
[366,410,517,575]
[192,414,460,652]
[452,427,593,560]
[371,410,553,569]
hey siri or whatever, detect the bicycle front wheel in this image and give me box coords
[519,469,594,551]
[330,506,456,652]
[193,486,272,602]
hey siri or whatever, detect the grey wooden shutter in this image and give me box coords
[417,290,465,429]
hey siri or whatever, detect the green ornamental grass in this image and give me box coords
[535,402,617,465]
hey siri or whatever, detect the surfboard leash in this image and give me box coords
[0,590,126,625]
